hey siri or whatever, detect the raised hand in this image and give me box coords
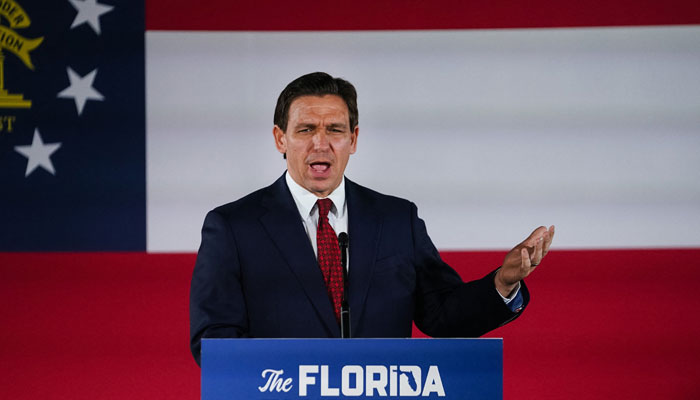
[495,225,555,297]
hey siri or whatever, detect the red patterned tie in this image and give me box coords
[316,198,344,322]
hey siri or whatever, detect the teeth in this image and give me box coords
[311,164,329,172]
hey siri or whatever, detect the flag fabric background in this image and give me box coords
[2,0,700,399]
[0,0,145,251]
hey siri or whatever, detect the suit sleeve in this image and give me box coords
[189,210,250,366]
[409,203,529,337]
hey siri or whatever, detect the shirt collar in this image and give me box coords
[285,171,346,219]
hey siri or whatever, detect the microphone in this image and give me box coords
[338,232,351,338]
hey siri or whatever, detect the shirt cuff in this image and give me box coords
[496,282,524,312]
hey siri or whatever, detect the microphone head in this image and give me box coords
[338,232,349,247]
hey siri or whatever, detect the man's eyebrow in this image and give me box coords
[327,122,348,128]
[294,122,317,129]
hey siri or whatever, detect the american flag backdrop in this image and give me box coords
[2,0,700,398]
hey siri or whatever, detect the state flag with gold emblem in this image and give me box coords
[0,0,144,250]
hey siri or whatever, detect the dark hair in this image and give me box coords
[274,72,358,132]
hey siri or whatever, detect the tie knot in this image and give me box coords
[317,198,333,219]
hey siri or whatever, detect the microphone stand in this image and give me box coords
[338,232,351,338]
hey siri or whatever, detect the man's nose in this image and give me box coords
[312,131,330,149]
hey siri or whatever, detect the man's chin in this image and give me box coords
[305,178,339,197]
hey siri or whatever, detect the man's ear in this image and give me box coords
[350,126,359,155]
[273,125,286,156]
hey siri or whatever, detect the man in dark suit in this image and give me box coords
[189,72,554,365]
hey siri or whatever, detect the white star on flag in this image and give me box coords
[58,67,105,115]
[68,0,114,35]
[14,129,62,177]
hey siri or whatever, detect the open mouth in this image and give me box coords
[309,162,331,176]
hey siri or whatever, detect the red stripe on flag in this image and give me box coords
[0,253,199,400]
[1,249,699,399]
[146,0,700,31]
[437,249,700,399]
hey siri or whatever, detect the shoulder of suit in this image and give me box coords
[209,182,274,219]
[209,176,418,219]
[345,178,415,211]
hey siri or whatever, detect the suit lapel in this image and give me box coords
[345,179,382,333]
[259,175,339,336]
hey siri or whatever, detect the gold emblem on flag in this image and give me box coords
[0,0,43,109]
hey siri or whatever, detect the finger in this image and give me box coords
[542,225,555,256]
[519,248,534,279]
[521,248,531,276]
[521,225,547,247]
[531,236,544,266]
[524,244,536,260]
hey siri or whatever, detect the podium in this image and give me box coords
[202,338,502,399]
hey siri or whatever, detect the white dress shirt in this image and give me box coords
[285,172,348,260]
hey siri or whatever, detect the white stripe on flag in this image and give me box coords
[146,26,700,252]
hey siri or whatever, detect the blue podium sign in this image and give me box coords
[202,338,502,399]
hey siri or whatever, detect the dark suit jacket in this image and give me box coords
[189,174,528,364]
